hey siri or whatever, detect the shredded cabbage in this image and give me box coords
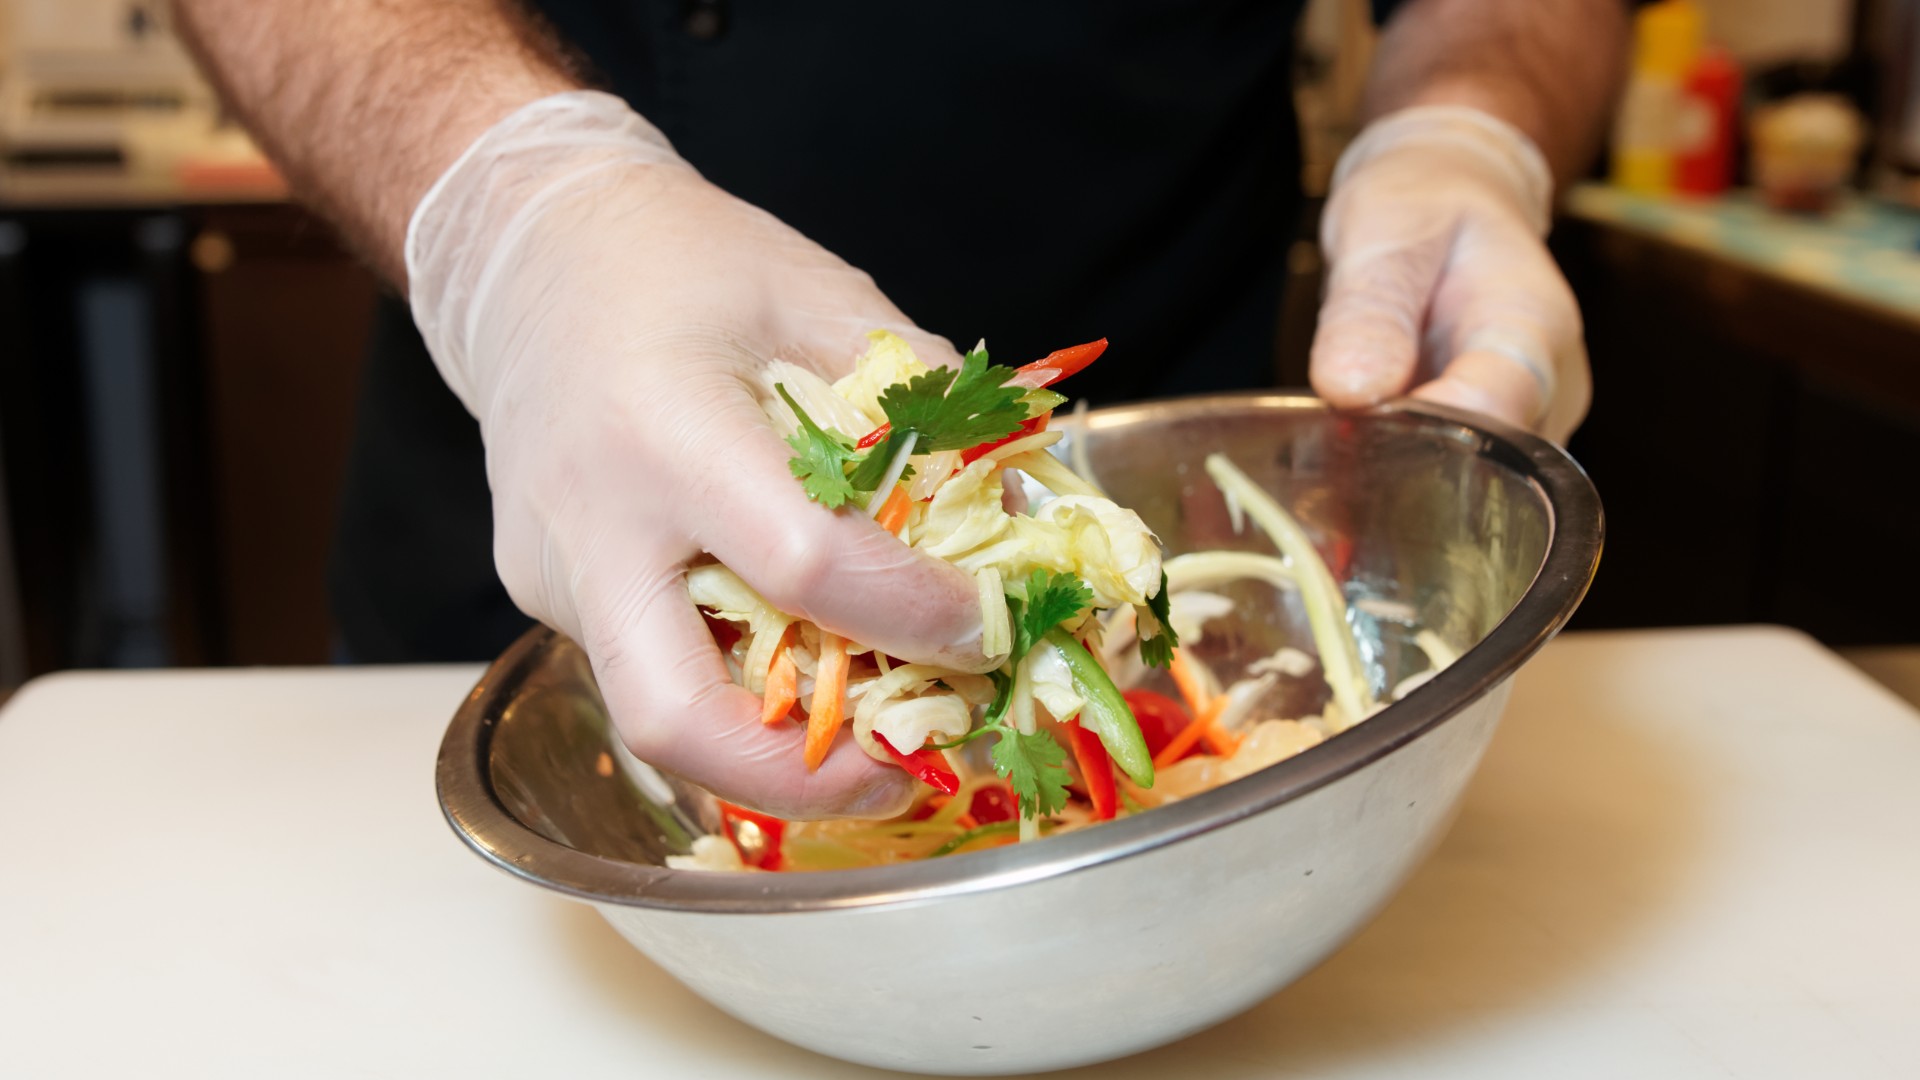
[977,567,1012,661]
[1027,639,1085,724]
[1201,455,1376,731]
[686,564,791,693]
[685,328,1432,873]
[851,664,959,760]
[1166,590,1235,644]
[1031,496,1160,608]
[1164,551,1296,595]
[760,360,873,442]
[913,459,1162,610]
[832,329,929,427]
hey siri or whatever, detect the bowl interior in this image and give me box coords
[466,396,1586,883]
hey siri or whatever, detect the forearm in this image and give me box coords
[1364,0,1630,185]
[172,0,579,285]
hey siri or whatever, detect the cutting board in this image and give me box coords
[2,627,1917,1078]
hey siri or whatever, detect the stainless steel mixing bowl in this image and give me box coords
[437,395,1603,1075]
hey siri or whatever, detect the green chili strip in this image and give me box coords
[1045,628,1154,787]
[928,821,1022,858]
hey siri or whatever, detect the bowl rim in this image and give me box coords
[436,394,1604,913]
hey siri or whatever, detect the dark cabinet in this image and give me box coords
[1554,214,1920,645]
[0,198,377,675]
[190,206,376,663]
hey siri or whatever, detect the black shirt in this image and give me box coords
[330,0,1382,662]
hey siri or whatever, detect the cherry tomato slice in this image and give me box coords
[702,611,742,653]
[1121,688,1193,760]
[968,784,1019,824]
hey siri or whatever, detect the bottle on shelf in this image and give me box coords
[1611,0,1705,195]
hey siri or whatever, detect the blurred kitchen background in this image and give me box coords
[1,0,1916,701]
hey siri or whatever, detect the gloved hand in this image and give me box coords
[1310,105,1590,443]
[407,91,988,819]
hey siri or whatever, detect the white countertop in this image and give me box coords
[3,626,1918,1079]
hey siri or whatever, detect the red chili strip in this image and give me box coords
[1065,720,1118,821]
[1006,338,1108,390]
[853,338,1108,451]
[873,732,961,795]
[959,413,1050,465]
[717,801,787,871]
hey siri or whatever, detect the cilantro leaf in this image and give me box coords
[1013,570,1092,660]
[1137,569,1179,669]
[980,668,1014,729]
[992,727,1073,820]
[777,384,859,508]
[831,344,1029,500]
[877,348,1027,453]
[845,431,902,493]
[1138,627,1175,670]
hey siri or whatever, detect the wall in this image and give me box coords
[8,0,144,51]
[1,1,183,61]
[1699,0,1855,66]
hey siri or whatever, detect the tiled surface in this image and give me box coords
[1566,184,1920,327]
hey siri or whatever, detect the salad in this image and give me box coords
[671,332,1449,872]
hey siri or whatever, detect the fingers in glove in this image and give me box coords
[1413,346,1589,444]
[1416,258,1591,443]
[766,263,967,380]
[693,420,992,673]
[1308,231,1453,409]
[582,566,914,821]
[1409,350,1546,432]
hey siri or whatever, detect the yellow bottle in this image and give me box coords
[1612,0,1705,194]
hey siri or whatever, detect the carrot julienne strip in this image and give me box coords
[1152,695,1226,769]
[874,485,913,535]
[803,632,851,770]
[760,645,798,726]
[1168,650,1242,757]
[1167,647,1212,718]
[1201,722,1242,758]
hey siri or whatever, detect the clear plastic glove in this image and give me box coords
[407,91,988,820]
[1310,105,1590,443]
